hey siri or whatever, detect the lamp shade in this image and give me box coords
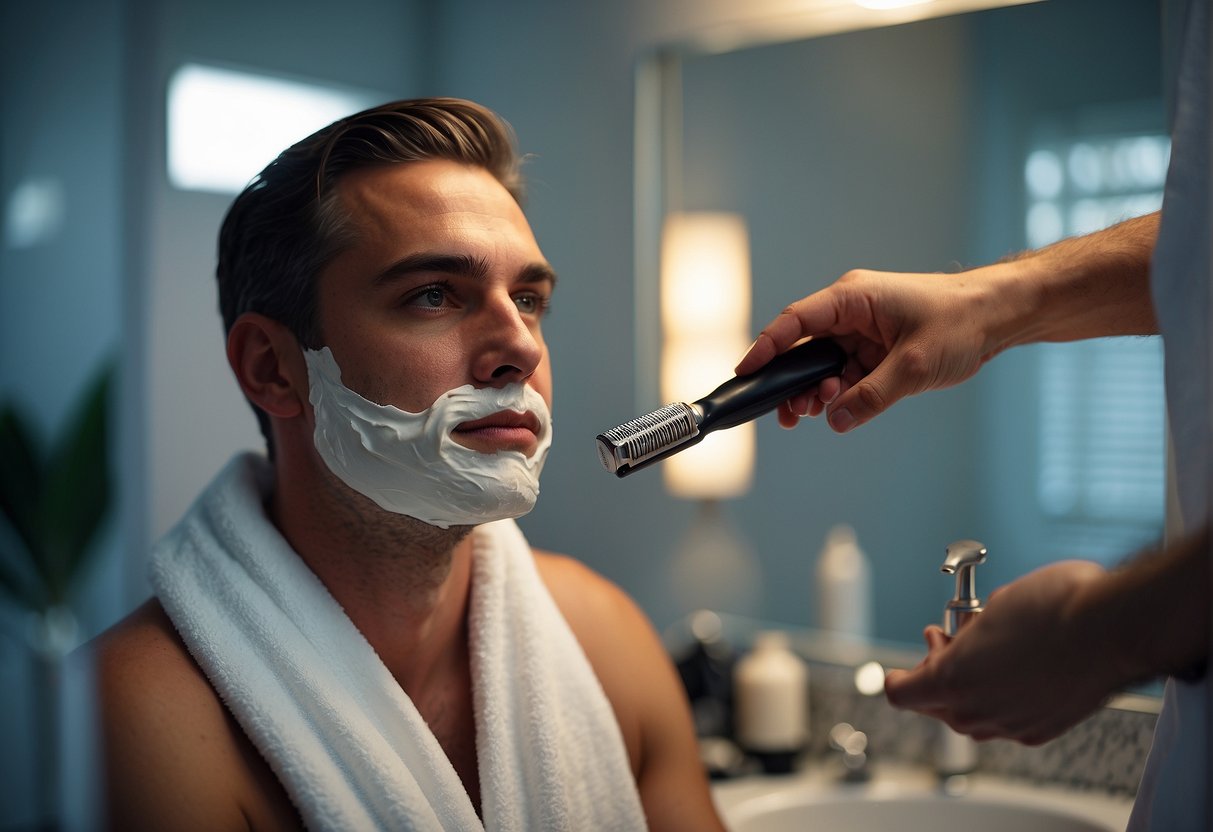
[660,212,751,339]
[660,326,755,499]
[660,211,755,498]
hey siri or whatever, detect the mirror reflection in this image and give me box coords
[660,0,1166,649]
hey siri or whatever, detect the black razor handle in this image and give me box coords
[595,337,846,477]
[696,338,846,431]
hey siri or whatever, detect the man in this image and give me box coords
[92,99,724,830]
[736,0,1210,827]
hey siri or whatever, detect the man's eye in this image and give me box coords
[514,292,551,315]
[405,284,453,309]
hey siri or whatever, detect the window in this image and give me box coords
[1037,336,1166,558]
[1025,134,1169,248]
[1026,129,1170,561]
[167,63,380,194]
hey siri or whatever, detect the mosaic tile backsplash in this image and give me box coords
[670,615,1159,796]
[803,660,1157,795]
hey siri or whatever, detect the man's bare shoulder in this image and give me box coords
[87,600,301,831]
[90,598,222,735]
[533,549,641,631]
[92,598,199,682]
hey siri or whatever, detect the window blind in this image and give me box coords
[1026,130,1169,562]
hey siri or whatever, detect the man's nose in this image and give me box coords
[471,294,543,386]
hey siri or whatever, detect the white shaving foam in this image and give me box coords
[303,347,552,529]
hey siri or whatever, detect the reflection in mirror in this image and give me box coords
[648,0,1167,663]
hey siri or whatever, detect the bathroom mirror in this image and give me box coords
[638,0,1171,676]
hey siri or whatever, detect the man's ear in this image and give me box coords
[226,313,308,420]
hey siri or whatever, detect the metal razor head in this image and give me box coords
[595,402,700,476]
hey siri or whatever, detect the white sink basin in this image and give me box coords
[725,791,1117,832]
[713,764,1134,832]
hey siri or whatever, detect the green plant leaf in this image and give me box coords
[0,404,46,570]
[41,365,113,604]
[0,518,47,610]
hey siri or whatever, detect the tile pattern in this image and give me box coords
[802,660,1157,795]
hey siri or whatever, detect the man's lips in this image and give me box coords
[452,410,542,454]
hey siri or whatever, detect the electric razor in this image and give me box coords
[595,338,846,477]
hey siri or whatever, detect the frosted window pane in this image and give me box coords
[167,63,379,194]
[1025,150,1064,199]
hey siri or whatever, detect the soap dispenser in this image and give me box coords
[936,539,987,779]
[942,539,987,636]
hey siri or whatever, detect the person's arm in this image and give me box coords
[884,525,1209,745]
[538,553,727,832]
[736,212,1161,433]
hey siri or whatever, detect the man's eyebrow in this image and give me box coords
[372,253,557,287]
[519,263,558,288]
[373,253,488,284]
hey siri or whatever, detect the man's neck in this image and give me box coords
[269,450,477,692]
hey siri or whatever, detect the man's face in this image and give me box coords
[315,160,554,460]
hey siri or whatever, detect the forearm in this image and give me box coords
[978,212,1161,354]
[1078,524,1210,687]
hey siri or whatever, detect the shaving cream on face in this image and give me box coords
[303,347,552,529]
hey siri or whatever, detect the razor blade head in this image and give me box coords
[595,402,699,476]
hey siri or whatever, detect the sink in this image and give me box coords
[713,764,1134,832]
[725,791,1117,832]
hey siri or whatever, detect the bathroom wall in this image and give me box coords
[1,2,129,825]
[676,13,984,642]
[672,0,1165,622]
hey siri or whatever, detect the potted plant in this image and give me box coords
[0,365,112,829]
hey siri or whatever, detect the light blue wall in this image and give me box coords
[0,0,128,614]
[678,14,983,645]
[1,2,128,826]
[671,0,1165,633]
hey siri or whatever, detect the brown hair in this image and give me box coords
[216,97,525,448]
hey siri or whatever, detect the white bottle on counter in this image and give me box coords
[733,631,809,773]
[815,524,873,639]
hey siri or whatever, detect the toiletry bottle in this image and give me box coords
[733,631,809,773]
[815,524,873,639]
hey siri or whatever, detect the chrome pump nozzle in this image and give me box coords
[941,539,987,636]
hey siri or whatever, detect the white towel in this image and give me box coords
[150,452,647,831]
